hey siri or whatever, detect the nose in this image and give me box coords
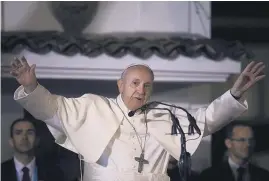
[22,133,29,140]
[137,85,145,95]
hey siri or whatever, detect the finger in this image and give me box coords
[250,62,264,74]
[11,65,24,74]
[10,57,18,67]
[243,61,255,73]
[30,64,36,75]
[14,57,22,67]
[19,64,30,74]
[11,62,17,69]
[21,56,30,68]
[11,58,27,73]
[10,70,19,77]
[253,65,266,76]
[255,75,266,82]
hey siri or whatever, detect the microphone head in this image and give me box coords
[128,111,135,117]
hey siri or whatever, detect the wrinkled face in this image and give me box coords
[225,126,255,161]
[117,65,154,111]
[9,121,37,154]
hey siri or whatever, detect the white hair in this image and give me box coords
[120,64,154,80]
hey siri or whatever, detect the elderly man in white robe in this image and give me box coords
[10,56,265,181]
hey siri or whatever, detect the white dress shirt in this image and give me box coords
[228,157,250,181]
[14,157,36,181]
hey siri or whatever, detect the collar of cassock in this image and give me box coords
[116,94,144,118]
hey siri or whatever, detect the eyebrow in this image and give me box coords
[132,78,153,83]
[14,129,35,132]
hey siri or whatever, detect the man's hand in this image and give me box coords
[10,56,38,93]
[231,61,266,98]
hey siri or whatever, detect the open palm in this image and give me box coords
[10,57,37,87]
[231,61,266,97]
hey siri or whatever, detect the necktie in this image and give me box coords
[22,167,31,181]
[237,167,246,181]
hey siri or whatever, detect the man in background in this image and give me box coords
[1,118,64,181]
[199,122,269,181]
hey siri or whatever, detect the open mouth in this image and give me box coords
[135,97,143,101]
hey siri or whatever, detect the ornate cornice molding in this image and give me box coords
[1,31,254,61]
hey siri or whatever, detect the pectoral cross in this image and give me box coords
[135,152,149,173]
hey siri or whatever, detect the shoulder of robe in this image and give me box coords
[57,93,112,104]
[56,93,117,113]
[55,93,118,129]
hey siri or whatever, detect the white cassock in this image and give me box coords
[14,84,248,181]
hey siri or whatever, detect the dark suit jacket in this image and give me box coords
[1,157,65,181]
[167,166,199,181]
[199,161,269,181]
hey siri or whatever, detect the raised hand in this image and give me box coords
[231,61,266,98]
[10,56,38,93]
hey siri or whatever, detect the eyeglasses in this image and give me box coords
[230,138,255,144]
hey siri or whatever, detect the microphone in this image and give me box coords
[128,103,152,117]
[128,101,201,135]
[128,111,135,117]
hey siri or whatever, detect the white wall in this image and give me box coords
[2,1,210,37]
[2,1,62,32]
[1,1,240,84]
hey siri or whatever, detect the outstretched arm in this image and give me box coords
[14,83,61,130]
[203,61,265,136]
[11,57,60,126]
[11,57,91,132]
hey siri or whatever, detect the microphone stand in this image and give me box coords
[140,107,190,181]
[129,101,202,181]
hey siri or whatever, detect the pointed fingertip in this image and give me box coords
[10,71,17,77]
[30,64,36,70]
[256,75,266,81]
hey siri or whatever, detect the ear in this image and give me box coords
[9,138,14,148]
[225,138,232,149]
[117,79,124,94]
